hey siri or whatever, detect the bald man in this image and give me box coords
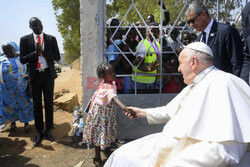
[20,17,60,146]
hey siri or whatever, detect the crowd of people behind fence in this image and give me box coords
[106,20,189,94]
[105,1,249,96]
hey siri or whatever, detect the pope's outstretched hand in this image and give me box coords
[124,107,147,119]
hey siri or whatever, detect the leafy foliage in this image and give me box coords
[52,0,80,64]
[200,0,243,22]
[107,0,243,25]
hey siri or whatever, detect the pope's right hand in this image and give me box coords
[124,106,147,119]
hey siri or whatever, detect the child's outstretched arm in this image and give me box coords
[112,97,128,111]
[112,97,136,117]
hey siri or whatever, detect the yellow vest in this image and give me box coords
[132,39,161,84]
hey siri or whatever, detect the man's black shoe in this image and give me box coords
[45,130,55,142]
[34,132,43,146]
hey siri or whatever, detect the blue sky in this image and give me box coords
[0,0,63,53]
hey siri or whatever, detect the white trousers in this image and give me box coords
[162,141,228,167]
[104,133,230,167]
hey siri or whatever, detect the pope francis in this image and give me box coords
[104,42,250,167]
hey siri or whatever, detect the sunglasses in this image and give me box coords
[186,13,201,24]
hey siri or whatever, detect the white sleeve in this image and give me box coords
[0,63,3,84]
[145,86,191,124]
[136,42,146,58]
[212,142,248,165]
[146,105,171,124]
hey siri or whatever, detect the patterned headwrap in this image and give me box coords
[8,41,19,52]
[2,41,19,52]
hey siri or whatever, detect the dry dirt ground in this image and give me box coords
[0,67,113,167]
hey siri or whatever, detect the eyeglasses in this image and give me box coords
[186,13,201,24]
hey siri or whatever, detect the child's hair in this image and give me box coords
[96,62,113,79]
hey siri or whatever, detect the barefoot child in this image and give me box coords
[81,63,131,167]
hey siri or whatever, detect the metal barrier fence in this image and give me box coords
[103,0,194,94]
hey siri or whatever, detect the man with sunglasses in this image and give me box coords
[186,1,244,77]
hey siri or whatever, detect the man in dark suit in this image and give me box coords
[240,2,250,85]
[20,17,60,146]
[185,1,244,77]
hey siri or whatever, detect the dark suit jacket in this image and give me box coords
[240,2,250,84]
[242,2,250,55]
[20,33,60,80]
[196,20,244,76]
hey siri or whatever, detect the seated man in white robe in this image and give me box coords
[104,42,250,167]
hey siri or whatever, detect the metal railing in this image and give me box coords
[103,0,195,94]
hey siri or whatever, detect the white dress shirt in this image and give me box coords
[201,19,214,44]
[33,32,48,70]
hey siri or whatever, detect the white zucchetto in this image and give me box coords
[185,42,213,57]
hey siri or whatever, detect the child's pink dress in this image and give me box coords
[82,81,117,149]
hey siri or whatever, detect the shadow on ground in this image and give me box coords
[0,137,39,167]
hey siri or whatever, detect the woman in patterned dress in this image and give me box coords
[81,63,133,167]
[0,41,33,133]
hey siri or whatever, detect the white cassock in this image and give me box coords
[104,66,250,167]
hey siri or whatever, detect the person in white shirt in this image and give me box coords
[104,42,250,167]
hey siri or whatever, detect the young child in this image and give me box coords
[81,63,132,167]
